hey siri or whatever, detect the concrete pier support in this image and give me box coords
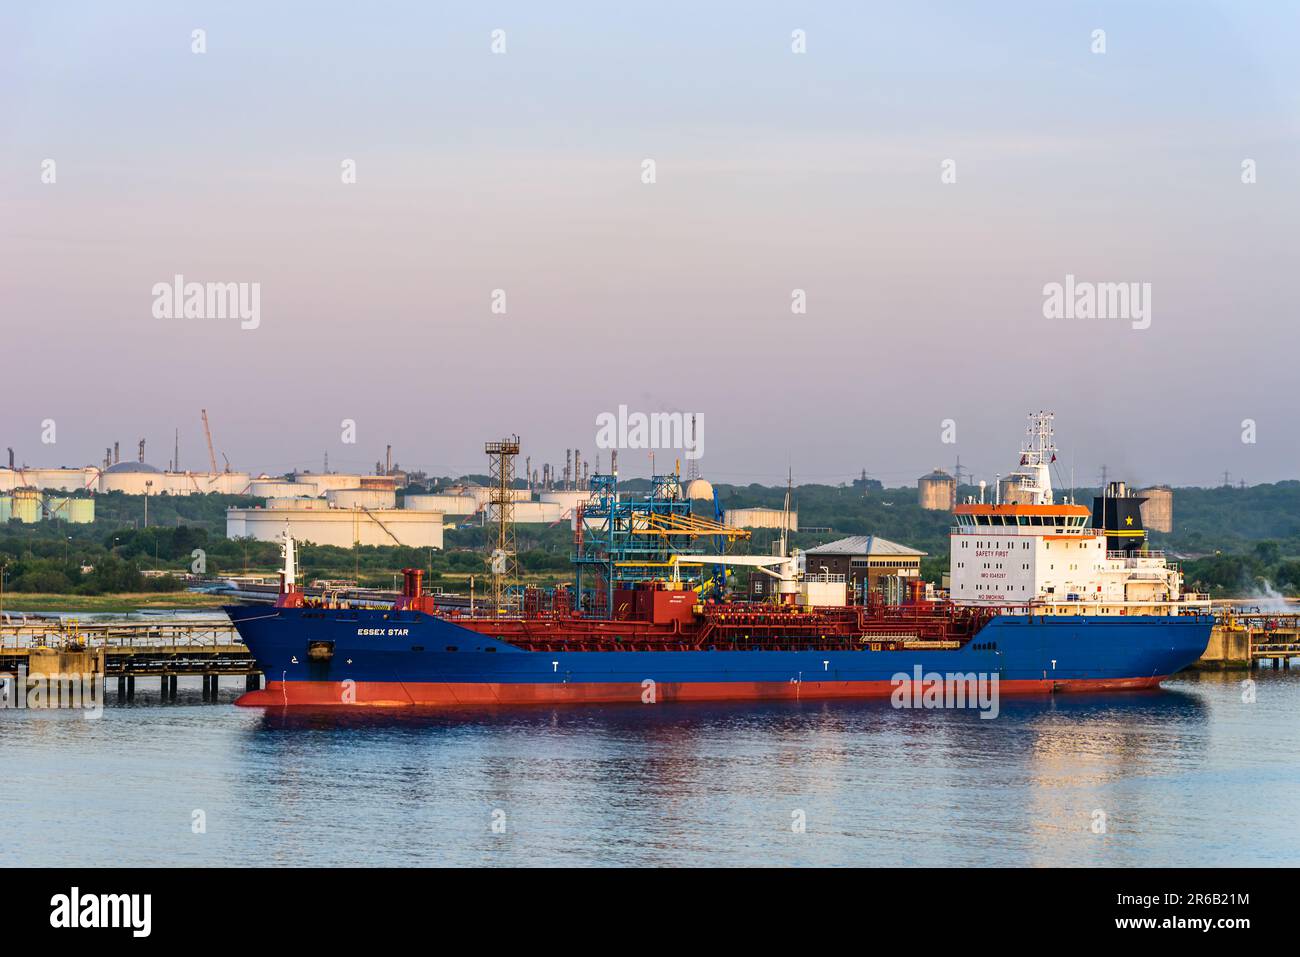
[245,673,260,691]
[117,675,126,700]
[126,675,135,700]
[169,674,178,699]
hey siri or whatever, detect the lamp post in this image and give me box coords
[144,480,153,528]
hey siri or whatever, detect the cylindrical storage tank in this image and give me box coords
[327,488,397,509]
[250,480,308,498]
[294,473,366,494]
[917,470,957,511]
[43,497,96,523]
[26,468,98,492]
[63,498,95,523]
[998,475,1033,505]
[1139,486,1174,533]
[485,501,562,523]
[99,472,155,494]
[403,494,477,515]
[459,486,495,508]
[267,496,327,510]
[11,487,42,523]
[539,490,591,511]
[152,473,197,494]
[724,507,797,531]
[206,472,252,495]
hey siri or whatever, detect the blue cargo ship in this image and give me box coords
[228,414,1213,708]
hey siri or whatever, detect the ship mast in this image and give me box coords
[1016,411,1057,505]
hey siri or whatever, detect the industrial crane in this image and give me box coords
[201,409,219,474]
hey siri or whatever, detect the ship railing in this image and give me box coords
[1106,550,1165,560]
[950,526,1094,536]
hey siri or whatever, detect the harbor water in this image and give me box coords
[2,668,1298,867]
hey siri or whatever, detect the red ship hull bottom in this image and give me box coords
[235,675,1168,708]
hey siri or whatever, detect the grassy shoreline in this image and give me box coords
[0,592,230,614]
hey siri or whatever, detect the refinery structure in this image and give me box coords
[3,409,1181,546]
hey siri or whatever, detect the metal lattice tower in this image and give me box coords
[485,436,521,616]
[573,471,750,616]
[686,414,700,481]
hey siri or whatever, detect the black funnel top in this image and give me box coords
[1090,481,1147,555]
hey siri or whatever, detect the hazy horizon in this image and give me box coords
[3,2,1298,488]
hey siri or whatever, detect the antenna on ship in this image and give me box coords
[780,468,793,558]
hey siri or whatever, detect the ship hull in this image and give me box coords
[225,606,1212,709]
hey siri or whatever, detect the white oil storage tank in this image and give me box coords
[539,490,591,512]
[327,488,397,509]
[267,497,329,510]
[403,494,478,515]
[250,480,311,498]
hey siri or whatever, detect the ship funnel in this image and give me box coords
[1091,481,1148,555]
[401,568,425,598]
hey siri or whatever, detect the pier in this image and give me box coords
[0,619,260,701]
[1201,612,1300,670]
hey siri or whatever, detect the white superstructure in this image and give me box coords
[949,413,1208,615]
